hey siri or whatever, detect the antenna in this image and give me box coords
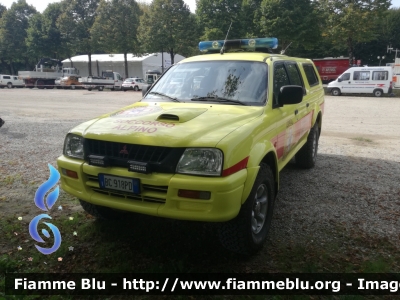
[280,42,292,55]
[220,22,233,55]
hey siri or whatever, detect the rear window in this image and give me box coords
[302,64,319,86]
[372,71,388,80]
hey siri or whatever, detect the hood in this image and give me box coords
[71,102,264,147]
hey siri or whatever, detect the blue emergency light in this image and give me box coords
[198,37,278,53]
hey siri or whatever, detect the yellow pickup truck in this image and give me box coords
[57,37,325,255]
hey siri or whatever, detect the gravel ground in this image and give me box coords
[1,89,400,254]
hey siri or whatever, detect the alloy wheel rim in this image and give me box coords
[251,184,268,234]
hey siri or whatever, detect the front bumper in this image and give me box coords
[57,155,247,222]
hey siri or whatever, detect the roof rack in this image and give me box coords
[199,38,278,54]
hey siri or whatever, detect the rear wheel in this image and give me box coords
[79,199,122,220]
[36,80,45,89]
[295,123,319,168]
[331,88,341,96]
[218,163,275,255]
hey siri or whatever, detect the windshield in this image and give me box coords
[143,61,268,105]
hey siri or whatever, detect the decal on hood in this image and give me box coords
[110,106,163,118]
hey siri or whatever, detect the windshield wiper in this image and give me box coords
[148,92,180,102]
[191,96,247,106]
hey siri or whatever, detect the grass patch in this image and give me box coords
[350,137,373,143]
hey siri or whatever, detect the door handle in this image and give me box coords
[295,109,298,115]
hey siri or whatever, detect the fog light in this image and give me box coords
[61,168,78,179]
[178,189,211,200]
[88,155,108,167]
[128,161,150,174]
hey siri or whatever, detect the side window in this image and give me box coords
[273,62,290,105]
[302,64,319,87]
[14,76,18,80]
[372,71,388,80]
[341,73,350,81]
[285,62,304,87]
[4,76,11,80]
[353,71,370,80]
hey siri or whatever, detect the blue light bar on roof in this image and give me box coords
[199,37,278,53]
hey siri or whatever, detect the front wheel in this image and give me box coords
[70,84,76,90]
[331,88,341,96]
[373,89,383,97]
[218,163,275,255]
[133,86,139,91]
[295,123,319,169]
[7,83,12,89]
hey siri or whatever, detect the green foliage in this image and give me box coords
[138,0,198,64]
[0,0,37,74]
[258,0,321,52]
[57,0,100,75]
[317,0,391,64]
[91,0,142,78]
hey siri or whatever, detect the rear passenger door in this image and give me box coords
[272,61,305,162]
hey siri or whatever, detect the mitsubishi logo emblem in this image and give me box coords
[119,145,129,155]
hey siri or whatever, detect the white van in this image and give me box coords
[0,74,25,88]
[327,66,393,97]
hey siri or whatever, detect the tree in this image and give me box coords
[317,0,391,65]
[196,0,252,40]
[0,4,6,18]
[57,0,100,76]
[91,0,142,78]
[258,0,322,53]
[138,0,196,64]
[0,0,37,74]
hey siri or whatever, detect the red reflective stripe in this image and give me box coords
[222,156,249,177]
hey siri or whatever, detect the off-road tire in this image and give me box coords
[295,123,319,169]
[373,89,383,97]
[218,163,275,256]
[331,88,341,96]
[79,199,122,220]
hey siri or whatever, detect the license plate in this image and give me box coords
[98,174,140,194]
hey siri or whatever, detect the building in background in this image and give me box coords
[61,52,185,79]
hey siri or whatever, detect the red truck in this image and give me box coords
[313,57,360,83]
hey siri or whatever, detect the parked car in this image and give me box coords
[55,77,62,89]
[122,78,146,91]
[327,66,393,97]
[60,76,82,90]
[0,74,24,88]
[57,37,325,256]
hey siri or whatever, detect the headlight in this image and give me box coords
[176,148,223,176]
[64,134,84,159]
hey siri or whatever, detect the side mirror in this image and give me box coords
[338,78,342,82]
[142,84,151,96]
[278,85,303,107]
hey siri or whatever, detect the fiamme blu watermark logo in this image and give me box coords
[29,164,62,255]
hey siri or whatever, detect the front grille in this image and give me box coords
[86,139,171,167]
[85,139,185,173]
[85,174,168,203]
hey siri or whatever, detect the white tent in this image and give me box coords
[61,52,185,79]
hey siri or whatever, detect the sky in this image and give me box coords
[0,0,197,13]
[0,0,399,13]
